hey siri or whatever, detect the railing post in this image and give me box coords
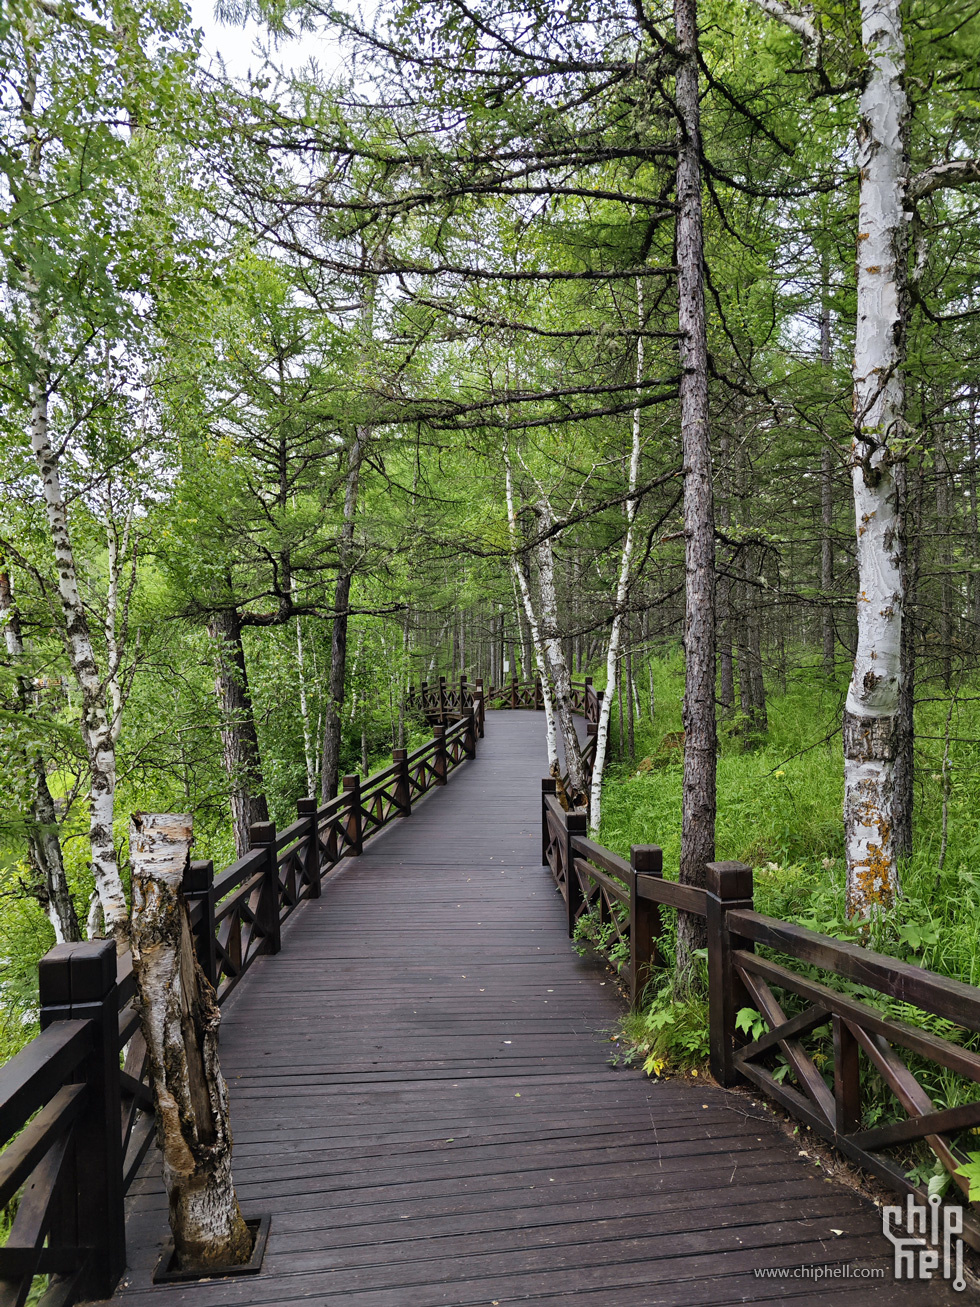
[534,676,543,711]
[630,846,663,1006]
[39,939,125,1301]
[420,681,429,717]
[474,678,485,737]
[249,820,282,955]
[706,860,754,1087]
[392,748,412,816]
[510,675,518,709]
[564,808,587,937]
[462,706,477,759]
[182,858,217,987]
[460,674,468,708]
[433,725,448,785]
[834,1015,861,1134]
[541,777,557,865]
[343,775,363,853]
[297,797,321,898]
[439,675,448,720]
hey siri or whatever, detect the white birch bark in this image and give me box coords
[843,0,909,915]
[130,813,252,1271]
[533,499,588,802]
[589,281,644,832]
[17,10,128,940]
[502,445,558,774]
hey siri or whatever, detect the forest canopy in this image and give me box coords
[0,0,979,1038]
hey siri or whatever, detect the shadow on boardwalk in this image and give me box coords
[103,711,958,1306]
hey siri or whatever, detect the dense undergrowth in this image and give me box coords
[592,651,980,1196]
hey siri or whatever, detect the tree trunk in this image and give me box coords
[589,279,644,827]
[674,0,716,987]
[843,0,909,917]
[820,256,836,677]
[534,498,588,801]
[321,426,365,801]
[0,568,80,943]
[503,445,559,774]
[129,813,252,1271]
[208,608,269,858]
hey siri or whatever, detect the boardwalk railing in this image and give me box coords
[412,674,601,807]
[541,782,980,1251]
[0,709,479,1307]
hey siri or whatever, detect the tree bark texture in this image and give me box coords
[534,498,588,802]
[0,568,80,942]
[675,0,716,980]
[321,427,365,801]
[130,812,251,1271]
[844,0,909,916]
[208,608,269,859]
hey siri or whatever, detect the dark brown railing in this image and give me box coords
[0,708,479,1307]
[541,781,980,1251]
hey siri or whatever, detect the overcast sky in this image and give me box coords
[187,0,348,82]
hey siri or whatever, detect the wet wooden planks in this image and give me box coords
[102,711,956,1305]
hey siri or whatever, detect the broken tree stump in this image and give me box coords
[129,812,252,1272]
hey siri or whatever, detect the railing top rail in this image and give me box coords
[727,907,980,1034]
[212,846,266,900]
[0,1020,92,1146]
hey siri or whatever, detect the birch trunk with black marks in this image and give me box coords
[820,256,836,677]
[129,813,251,1271]
[503,446,558,775]
[534,498,587,802]
[0,568,80,942]
[843,0,909,916]
[17,25,128,940]
[675,0,716,983]
[321,426,365,801]
[207,608,269,858]
[589,280,644,830]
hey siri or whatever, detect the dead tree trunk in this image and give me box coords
[675,0,716,988]
[130,813,251,1271]
[322,426,365,801]
[207,607,269,858]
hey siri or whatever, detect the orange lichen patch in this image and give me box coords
[858,231,870,239]
[847,802,896,917]
[866,265,881,273]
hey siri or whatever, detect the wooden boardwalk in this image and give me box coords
[104,712,956,1306]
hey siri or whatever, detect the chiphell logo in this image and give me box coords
[882,1193,965,1292]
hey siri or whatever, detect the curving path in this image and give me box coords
[103,711,955,1305]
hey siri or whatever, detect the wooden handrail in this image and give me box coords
[540,789,980,1248]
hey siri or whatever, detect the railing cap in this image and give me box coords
[39,939,116,1007]
[249,820,277,846]
[342,775,360,790]
[542,777,557,794]
[706,860,753,902]
[297,797,317,816]
[631,845,663,876]
[183,858,214,895]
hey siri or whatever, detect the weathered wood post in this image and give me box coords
[129,814,252,1272]
[460,674,468,710]
[39,938,125,1300]
[706,860,754,1087]
[564,807,587,937]
[474,678,485,737]
[541,777,557,866]
[249,821,282,954]
[342,776,363,854]
[393,748,412,816]
[297,797,321,899]
[510,675,518,709]
[534,677,543,711]
[462,706,477,759]
[834,1015,861,1135]
[438,675,448,720]
[182,859,217,988]
[433,725,448,785]
[629,845,663,1006]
